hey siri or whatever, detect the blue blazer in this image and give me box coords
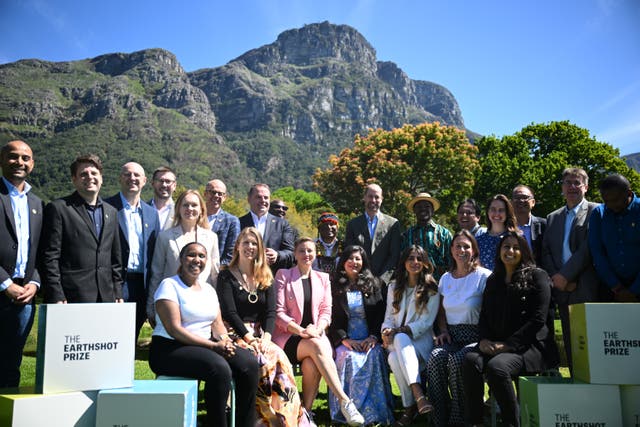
[209,209,240,265]
[104,193,160,288]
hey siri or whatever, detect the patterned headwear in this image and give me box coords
[317,212,339,225]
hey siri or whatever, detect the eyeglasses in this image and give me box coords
[271,204,288,211]
[512,195,533,202]
[562,180,584,188]
[205,190,226,197]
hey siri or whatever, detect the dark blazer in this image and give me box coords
[328,273,386,347]
[529,215,546,265]
[479,268,557,372]
[104,193,160,287]
[541,200,599,306]
[0,180,44,307]
[41,192,124,303]
[345,213,402,282]
[239,212,295,272]
[209,209,240,265]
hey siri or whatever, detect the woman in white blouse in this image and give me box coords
[146,189,220,325]
[381,245,439,426]
[426,229,491,427]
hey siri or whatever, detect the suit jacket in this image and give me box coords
[529,215,546,265]
[541,200,599,306]
[328,274,386,347]
[209,209,240,265]
[273,267,332,349]
[0,180,44,307]
[381,282,439,363]
[104,193,160,289]
[41,192,123,303]
[239,213,295,272]
[146,225,220,320]
[345,212,402,282]
[149,198,175,231]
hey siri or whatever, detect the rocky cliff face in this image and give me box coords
[0,22,470,198]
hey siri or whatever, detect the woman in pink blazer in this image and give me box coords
[274,237,365,426]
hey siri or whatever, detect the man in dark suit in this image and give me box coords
[512,184,546,264]
[205,179,240,266]
[105,162,160,339]
[541,167,598,371]
[345,183,401,282]
[42,154,124,304]
[0,140,44,387]
[239,183,294,272]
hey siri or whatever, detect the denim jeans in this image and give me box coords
[0,300,35,387]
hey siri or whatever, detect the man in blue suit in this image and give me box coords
[239,183,295,273]
[0,140,43,388]
[205,179,240,266]
[105,162,160,340]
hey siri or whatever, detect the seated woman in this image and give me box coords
[427,230,491,427]
[463,231,557,427]
[147,189,220,325]
[148,242,259,427]
[381,245,439,427]
[476,194,518,270]
[273,237,365,426]
[328,245,395,425]
[218,227,303,427]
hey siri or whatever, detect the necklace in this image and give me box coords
[235,268,258,304]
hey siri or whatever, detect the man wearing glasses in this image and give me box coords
[205,179,240,265]
[511,184,546,264]
[541,167,598,372]
[149,166,177,230]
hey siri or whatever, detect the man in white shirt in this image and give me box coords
[149,166,176,230]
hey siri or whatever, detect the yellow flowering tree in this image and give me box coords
[313,122,480,226]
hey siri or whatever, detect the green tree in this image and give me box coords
[474,121,640,217]
[313,122,480,226]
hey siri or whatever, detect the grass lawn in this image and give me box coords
[17,304,570,426]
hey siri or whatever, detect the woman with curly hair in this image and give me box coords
[328,245,394,425]
[381,245,440,426]
[476,194,518,270]
[218,227,303,426]
[463,231,557,427]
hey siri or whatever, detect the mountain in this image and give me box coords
[624,152,640,173]
[0,22,470,201]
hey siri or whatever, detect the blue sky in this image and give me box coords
[1,0,639,155]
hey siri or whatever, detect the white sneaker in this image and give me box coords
[340,399,364,426]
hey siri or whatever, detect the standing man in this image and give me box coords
[456,198,486,236]
[512,185,546,264]
[589,173,640,303]
[105,162,160,339]
[401,192,452,280]
[345,183,401,282]
[541,167,599,370]
[239,184,295,272]
[149,166,176,231]
[42,154,124,303]
[0,140,43,388]
[205,179,240,266]
[313,212,343,274]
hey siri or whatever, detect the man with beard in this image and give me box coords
[345,184,401,283]
[401,192,452,280]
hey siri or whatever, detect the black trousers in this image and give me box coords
[149,336,259,427]
[463,350,525,427]
[124,272,146,339]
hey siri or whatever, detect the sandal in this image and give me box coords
[393,405,417,427]
[416,395,434,414]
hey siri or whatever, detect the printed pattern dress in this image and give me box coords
[329,290,395,425]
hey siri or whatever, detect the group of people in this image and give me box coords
[2,138,639,427]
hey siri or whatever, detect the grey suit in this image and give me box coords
[541,199,598,368]
[345,212,402,282]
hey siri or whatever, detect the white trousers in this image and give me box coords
[387,332,425,407]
